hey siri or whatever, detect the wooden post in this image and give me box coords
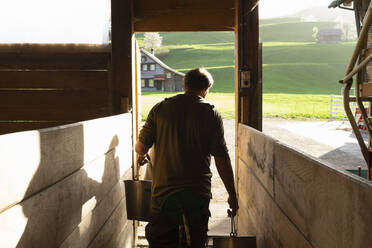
[234,0,261,230]
[234,0,261,130]
[111,0,134,114]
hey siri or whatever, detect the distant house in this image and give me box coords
[140,49,185,92]
[317,29,343,43]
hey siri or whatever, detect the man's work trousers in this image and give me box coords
[145,199,210,248]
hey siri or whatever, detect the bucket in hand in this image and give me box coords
[124,180,152,221]
[213,209,256,248]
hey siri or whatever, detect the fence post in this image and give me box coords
[330,94,334,120]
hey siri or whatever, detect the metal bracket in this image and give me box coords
[239,70,251,95]
[250,0,259,12]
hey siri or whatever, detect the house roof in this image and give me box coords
[140,48,185,77]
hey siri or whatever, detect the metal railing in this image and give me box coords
[342,2,372,180]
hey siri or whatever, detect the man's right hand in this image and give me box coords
[228,193,239,217]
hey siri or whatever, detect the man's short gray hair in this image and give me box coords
[184,68,214,92]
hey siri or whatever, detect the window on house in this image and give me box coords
[149,79,154,87]
[150,64,156,71]
[143,64,148,71]
[166,72,171,78]
[141,56,147,62]
[141,79,145,87]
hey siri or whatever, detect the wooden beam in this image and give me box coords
[235,0,261,130]
[0,51,110,70]
[0,71,108,89]
[134,0,233,11]
[234,1,260,231]
[0,44,110,53]
[133,0,234,32]
[111,0,134,113]
[134,9,234,32]
[0,90,108,109]
[0,107,110,122]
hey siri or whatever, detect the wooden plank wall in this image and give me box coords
[0,44,112,135]
[0,114,134,248]
[237,124,372,248]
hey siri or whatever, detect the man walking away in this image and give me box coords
[135,68,238,247]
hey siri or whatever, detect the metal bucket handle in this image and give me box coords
[136,154,153,181]
[228,209,237,237]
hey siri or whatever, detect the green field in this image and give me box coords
[141,92,331,120]
[138,19,355,120]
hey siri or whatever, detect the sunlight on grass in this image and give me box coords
[263,42,314,47]
[137,30,353,119]
[263,94,330,119]
[180,65,234,71]
[141,92,331,120]
[165,44,234,51]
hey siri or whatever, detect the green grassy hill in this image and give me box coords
[136,32,234,46]
[137,18,356,119]
[260,21,337,42]
[259,17,301,25]
[159,43,234,93]
[137,20,352,94]
[263,42,354,94]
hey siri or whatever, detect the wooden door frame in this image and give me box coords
[110,0,260,241]
[110,0,261,127]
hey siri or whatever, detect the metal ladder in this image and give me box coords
[342,2,372,180]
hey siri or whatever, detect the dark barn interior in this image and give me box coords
[1,0,372,247]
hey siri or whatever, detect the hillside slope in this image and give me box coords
[260,21,337,42]
[136,18,354,95]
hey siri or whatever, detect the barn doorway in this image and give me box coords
[135,31,236,244]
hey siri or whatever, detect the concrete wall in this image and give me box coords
[0,114,135,248]
[237,124,372,248]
